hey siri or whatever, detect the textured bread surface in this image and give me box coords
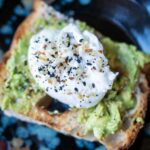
[0,0,150,149]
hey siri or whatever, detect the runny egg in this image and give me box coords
[28,24,118,108]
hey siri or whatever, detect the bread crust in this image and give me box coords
[0,1,150,149]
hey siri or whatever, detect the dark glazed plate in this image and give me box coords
[0,0,150,150]
[51,0,150,54]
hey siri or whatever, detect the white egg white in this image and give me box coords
[28,24,117,108]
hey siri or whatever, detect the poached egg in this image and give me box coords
[28,24,117,108]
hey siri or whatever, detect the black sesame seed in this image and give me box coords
[87,63,92,66]
[45,38,48,42]
[74,53,79,57]
[67,67,72,75]
[66,33,70,38]
[55,89,58,92]
[50,73,55,77]
[35,40,39,43]
[92,83,95,88]
[77,57,82,63]
[38,67,43,72]
[74,87,78,92]
[47,71,51,75]
[52,66,56,69]
[59,86,63,90]
[51,54,55,58]
[35,55,39,59]
[79,39,84,42]
[82,81,86,86]
[47,71,55,77]
[67,41,71,47]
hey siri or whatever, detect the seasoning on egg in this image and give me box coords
[28,24,117,108]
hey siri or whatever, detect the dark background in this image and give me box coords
[0,0,150,150]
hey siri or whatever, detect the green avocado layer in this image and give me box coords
[0,12,149,139]
[79,38,150,138]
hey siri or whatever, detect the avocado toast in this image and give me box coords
[0,0,150,149]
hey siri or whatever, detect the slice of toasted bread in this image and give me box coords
[0,0,150,149]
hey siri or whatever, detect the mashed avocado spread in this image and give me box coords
[0,12,149,139]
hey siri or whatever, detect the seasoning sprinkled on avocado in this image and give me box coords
[0,6,150,139]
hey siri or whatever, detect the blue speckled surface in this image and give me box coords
[0,0,150,150]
